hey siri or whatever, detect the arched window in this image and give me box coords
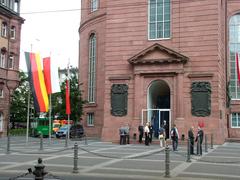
[148,0,170,40]
[88,34,96,103]
[229,14,240,99]
[0,112,3,131]
[90,0,98,12]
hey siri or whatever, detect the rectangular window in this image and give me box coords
[0,89,3,98]
[0,53,5,68]
[1,23,7,37]
[8,55,14,69]
[231,113,240,128]
[148,0,171,40]
[91,0,98,12]
[87,113,94,126]
[10,26,16,39]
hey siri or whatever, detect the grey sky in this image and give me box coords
[20,0,81,71]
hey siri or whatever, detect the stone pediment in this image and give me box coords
[128,43,188,65]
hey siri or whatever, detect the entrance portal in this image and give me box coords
[142,80,171,139]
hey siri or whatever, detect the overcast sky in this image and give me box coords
[20,0,81,71]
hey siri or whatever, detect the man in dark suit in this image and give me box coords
[195,126,204,155]
[188,126,195,155]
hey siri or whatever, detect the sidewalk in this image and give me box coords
[0,137,240,179]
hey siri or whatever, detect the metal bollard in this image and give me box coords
[72,143,79,173]
[6,135,10,154]
[186,139,191,162]
[197,137,200,155]
[65,135,68,148]
[33,158,48,180]
[165,145,170,178]
[39,133,43,151]
[205,134,208,152]
[84,135,88,145]
[211,134,213,149]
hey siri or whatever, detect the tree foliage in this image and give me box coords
[10,71,33,122]
[10,69,85,124]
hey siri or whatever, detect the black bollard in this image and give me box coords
[73,143,79,173]
[6,135,10,154]
[186,139,191,162]
[165,145,170,178]
[197,136,200,155]
[211,134,213,149]
[205,134,208,152]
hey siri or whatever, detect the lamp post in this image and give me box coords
[6,78,19,153]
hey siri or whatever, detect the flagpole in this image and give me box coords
[25,44,33,145]
[48,52,52,144]
[49,94,51,143]
[67,62,70,141]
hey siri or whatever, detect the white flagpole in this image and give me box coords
[49,53,52,144]
[67,61,70,141]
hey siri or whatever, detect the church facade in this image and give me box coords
[79,0,240,144]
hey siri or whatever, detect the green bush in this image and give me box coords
[9,128,27,136]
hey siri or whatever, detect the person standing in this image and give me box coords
[171,124,179,151]
[158,125,165,148]
[119,126,126,145]
[125,124,130,144]
[144,122,150,146]
[138,123,144,143]
[195,126,204,155]
[148,123,153,143]
[188,126,195,155]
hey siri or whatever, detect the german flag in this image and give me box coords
[25,52,49,112]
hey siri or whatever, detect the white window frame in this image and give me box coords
[0,89,3,98]
[229,14,240,100]
[1,22,7,37]
[0,112,3,132]
[231,113,240,128]
[87,113,94,126]
[88,34,96,103]
[10,26,16,39]
[148,0,171,40]
[8,54,14,69]
[0,53,6,68]
[90,0,98,12]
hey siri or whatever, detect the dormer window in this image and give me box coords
[10,26,16,39]
[1,22,7,38]
[1,0,6,6]
[90,0,98,12]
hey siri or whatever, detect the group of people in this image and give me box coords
[121,121,204,155]
[138,121,167,147]
[119,124,130,145]
[188,125,204,155]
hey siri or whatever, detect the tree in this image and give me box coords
[52,69,86,124]
[10,71,35,124]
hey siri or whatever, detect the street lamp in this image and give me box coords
[6,78,19,153]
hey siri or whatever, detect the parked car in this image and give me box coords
[56,125,71,138]
[70,124,84,138]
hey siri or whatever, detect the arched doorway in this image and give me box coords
[144,80,171,139]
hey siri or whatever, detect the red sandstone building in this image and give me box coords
[79,0,240,144]
[0,0,24,137]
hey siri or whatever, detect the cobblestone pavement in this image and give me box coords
[0,136,239,180]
